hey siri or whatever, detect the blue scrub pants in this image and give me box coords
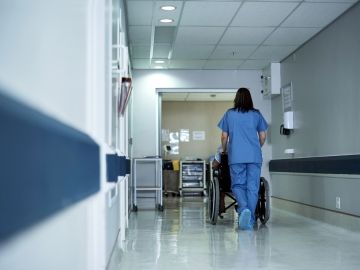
[230,163,261,224]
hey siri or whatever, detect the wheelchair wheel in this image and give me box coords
[258,177,270,225]
[208,176,220,225]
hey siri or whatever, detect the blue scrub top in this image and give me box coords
[218,109,268,165]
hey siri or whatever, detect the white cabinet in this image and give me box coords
[261,62,281,98]
[179,160,206,196]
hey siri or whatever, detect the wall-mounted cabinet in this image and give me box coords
[261,62,281,98]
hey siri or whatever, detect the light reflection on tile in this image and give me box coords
[109,197,360,270]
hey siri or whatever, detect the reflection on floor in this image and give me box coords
[108,197,360,270]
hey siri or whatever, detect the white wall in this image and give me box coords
[132,70,272,180]
[0,199,91,270]
[0,0,130,269]
[0,0,89,132]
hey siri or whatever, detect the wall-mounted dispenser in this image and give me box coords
[284,111,294,129]
[261,62,281,98]
[280,124,291,135]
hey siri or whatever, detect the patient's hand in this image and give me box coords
[212,159,220,169]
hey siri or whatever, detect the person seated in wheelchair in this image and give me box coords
[217,88,268,230]
[211,146,227,214]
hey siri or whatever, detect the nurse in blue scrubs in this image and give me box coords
[218,88,268,230]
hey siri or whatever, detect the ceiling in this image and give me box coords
[162,91,236,101]
[125,0,358,70]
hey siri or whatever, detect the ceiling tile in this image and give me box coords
[258,0,301,1]
[172,45,215,59]
[151,58,169,66]
[175,27,225,44]
[180,1,242,26]
[304,0,357,2]
[130,44,150,58]
[153,44,172,58]
[207,93,236,101]
[162,93,188,101]
[210,45,257,59]
[264,27,321,45]
[127,1,153,26]
[220,27,275,45]
[204,60,243,69]
[187,92,234,101]
[154,26,176,43]
[168,60,206,69]
[162,92,236,101]
[282,2,353,27]
[251,45,298,61]
[132,59,151,69]
[126,0,356,71]
[128,26,152,44]
[231,2,299,27]
[240,59,270,70]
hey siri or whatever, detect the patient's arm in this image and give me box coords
[221,131,228,153]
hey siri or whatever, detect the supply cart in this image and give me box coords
[132,157,163,211]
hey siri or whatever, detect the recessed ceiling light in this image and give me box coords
[154,66,164,69]
[160,18,174,23]
[161,5,176,11]
[154,60,165,64]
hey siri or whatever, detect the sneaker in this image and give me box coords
[238,209,252,230]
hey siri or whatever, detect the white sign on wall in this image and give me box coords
[180,129,190,142]
[192,131,205,141]
[282,82,293,113]
[161,129,170,142]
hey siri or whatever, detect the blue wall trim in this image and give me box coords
[269,155,360,174]
[106,154,128,182]
[0,92,100,242]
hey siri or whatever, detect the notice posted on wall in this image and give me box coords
[282,82,293,113]
[169,132,179,143]
[180,129,190,142]
[192,131,205,141]
[161,129,170,142]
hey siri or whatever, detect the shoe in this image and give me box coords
[238,209,252,230]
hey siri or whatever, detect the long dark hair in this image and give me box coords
[233,87,256,112]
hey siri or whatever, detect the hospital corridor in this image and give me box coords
[1,0,360,270]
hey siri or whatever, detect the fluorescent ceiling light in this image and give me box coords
[154,60,165,64]
[160,18,174,23]
[161,5,176,11]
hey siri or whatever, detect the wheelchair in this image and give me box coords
[208,154,270,225]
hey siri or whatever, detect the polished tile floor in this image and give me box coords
[109,197,360,270]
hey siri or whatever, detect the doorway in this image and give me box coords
[156,88,236,158]
[156,88,236,196]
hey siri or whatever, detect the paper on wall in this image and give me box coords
[192,131,205,141]
[169,132,179,143]
[180,129,189,142]
[162,129,170,142]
